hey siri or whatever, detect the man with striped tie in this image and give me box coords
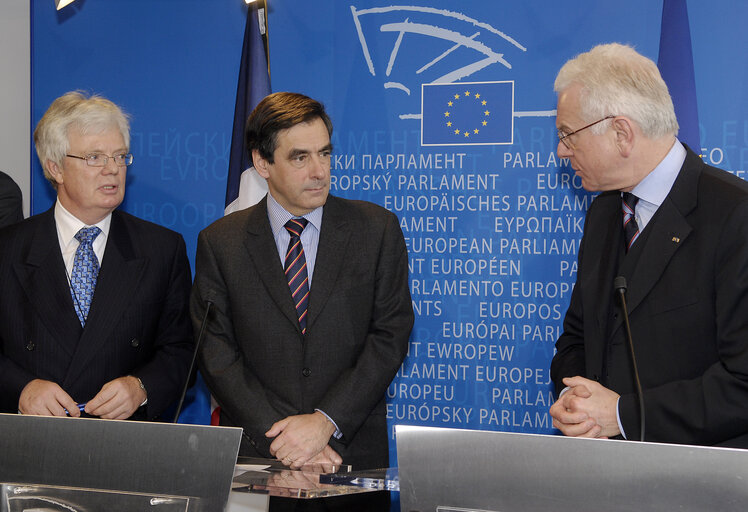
[549,44,748,447]
[0,91,193,420]
[192,92,413,490]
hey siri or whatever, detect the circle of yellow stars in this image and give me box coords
[444,90,489,138]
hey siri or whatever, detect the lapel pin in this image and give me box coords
[671,236,680,243]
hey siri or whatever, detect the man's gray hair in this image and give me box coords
[34,91,130,188]
[554,43,679,139]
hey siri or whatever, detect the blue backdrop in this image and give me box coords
[30,0,748,464]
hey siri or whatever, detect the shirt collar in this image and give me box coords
[54,199,112,246]
[266,193,323,235]
[630,139,686,207]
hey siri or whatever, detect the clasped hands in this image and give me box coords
[549,376,621,439]
[18,376,147,420]
[266,411,342,471]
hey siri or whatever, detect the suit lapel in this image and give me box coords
[621,201,692,317]
[243,199,302,331]
[609,147,699,334]
[13,208,81,356]
[307,196,350,330]
[63,211,147,384]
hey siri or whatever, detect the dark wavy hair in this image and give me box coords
[245,92,333,163]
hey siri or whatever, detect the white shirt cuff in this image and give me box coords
[616,396,626,439]
[315,408,342,439]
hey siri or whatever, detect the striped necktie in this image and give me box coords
[284,218,310,334]
[622,192,640,252]
[70,226,101,326]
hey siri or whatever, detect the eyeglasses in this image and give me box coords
[557,115,616,150]
[66,152,134,167]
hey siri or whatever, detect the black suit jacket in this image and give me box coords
[552,145,748,447]
[192,195,413,468]
[0,207,194,419]
[0,171,23,229]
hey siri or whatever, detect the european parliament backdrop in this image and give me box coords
[31,0,748,463]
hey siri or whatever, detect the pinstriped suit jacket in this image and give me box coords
[552,146,748,446]
[0,207,194,419]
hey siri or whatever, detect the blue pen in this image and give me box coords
[64,403,87,416]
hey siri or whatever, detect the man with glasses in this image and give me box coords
[0,91,193,421]
[550,43,748,447]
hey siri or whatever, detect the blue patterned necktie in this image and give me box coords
[70,226,101,326]
[284,218,310,334]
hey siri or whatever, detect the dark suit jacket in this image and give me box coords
[0,171,23,229]
[551,145,748,447]
[0,207,194,419]
[193,194,413,469]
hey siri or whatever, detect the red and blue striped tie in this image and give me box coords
[284,218,310,334]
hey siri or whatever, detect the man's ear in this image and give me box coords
[252,149,270,179]
[46,160,65,185]
[612,116,635,158]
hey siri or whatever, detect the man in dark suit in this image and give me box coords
[549,43,748,447]
[0,170,23,228]
[0,91,193,420]
[192,92,413,476]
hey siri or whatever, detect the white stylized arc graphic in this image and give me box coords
[351,4,525,78]
[417,31,480,75]
[514,110,557,118]
[351,5,376,75]
[385,82,411,94]
[386,18,409,76]
[352,5,526,50]
[399,109,556,122]
[381,20,510,83]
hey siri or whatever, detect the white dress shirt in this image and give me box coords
[54,200,112,278]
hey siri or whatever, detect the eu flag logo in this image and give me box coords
[421,81,514,146]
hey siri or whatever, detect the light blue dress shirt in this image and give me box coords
[616,139,686,438]
[266,193,323,286]
[265,193,343,439]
